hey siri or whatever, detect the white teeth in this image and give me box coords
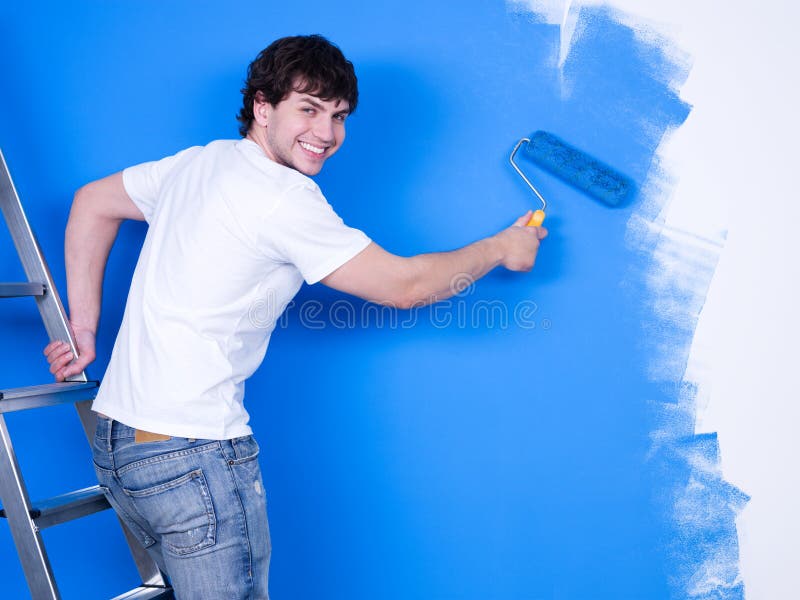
[299,141,325,155]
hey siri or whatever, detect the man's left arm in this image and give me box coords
[44,172,145,381]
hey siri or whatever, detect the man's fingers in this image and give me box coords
[62,355,93,378]
[48,351,74,375]
[513,211,533,227]
[45,330,96,382]
[45,345,72,365]
[43,340,62,355]
[537,226,548,240]
[59,362,81,380]
[61,366,79,378]
[44,341,69,359]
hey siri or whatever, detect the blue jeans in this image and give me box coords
[92,415,271,599]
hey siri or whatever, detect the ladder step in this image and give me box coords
[0,485,111,529]
[0,380,99,413]
[0,282,45,297]
[111,585,174,600]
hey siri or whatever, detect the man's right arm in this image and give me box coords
[44,172,145,381]
[322,211,548,308]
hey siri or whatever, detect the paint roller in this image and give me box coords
[509,131,634,226]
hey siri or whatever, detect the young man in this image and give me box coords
[44,35,546,599]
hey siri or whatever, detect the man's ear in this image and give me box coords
[253,91,271,127]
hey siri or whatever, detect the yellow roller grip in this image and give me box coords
[526,209,545,227]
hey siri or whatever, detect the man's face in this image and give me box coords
[253,89,349,176]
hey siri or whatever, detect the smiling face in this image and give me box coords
[248,88,349,176]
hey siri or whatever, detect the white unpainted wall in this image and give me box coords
[510,1,800,598]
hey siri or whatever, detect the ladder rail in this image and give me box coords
[0,414,60,599]
[0,149,82,384]
[0,148,170,597]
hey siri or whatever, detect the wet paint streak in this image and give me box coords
[551,5,749,598]
[670,434,749,599]
[638,231,749,598]
[651,426,750,599]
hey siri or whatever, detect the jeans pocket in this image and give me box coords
[229,435,260,465]
[122,469,217,556]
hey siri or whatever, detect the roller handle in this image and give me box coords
[526,209,545,227]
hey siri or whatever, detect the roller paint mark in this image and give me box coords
[513,2,748,597]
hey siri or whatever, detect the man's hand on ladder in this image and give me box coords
[43,322,97,381]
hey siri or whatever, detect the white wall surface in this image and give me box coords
[683,4,800,597]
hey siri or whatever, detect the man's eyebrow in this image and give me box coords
[298,95,350,114]
[298,96,325,110]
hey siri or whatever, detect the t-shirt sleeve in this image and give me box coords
[260,182,372,284]
[122,146,201,222]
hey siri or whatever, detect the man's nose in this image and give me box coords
[313,117,335,143]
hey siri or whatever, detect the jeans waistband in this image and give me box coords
[94,413,137,441]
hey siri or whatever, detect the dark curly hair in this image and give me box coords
[237,35,359,137]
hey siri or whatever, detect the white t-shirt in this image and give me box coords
[92,139,371,439]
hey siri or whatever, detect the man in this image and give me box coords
[44,35,546,599]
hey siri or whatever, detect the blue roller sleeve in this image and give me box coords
[525,130,634,206]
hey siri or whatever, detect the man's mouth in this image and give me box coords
[299,141,326,156]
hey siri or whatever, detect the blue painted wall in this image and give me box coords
[1,2,703,598]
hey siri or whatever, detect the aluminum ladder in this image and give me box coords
[0,149,173,599]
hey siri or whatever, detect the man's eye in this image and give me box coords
[334,114,347,122]
[302,107,315,115]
